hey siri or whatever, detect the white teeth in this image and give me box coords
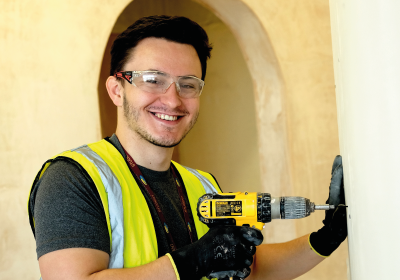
[155,113,178,121]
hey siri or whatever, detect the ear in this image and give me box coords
[106,76,124,107]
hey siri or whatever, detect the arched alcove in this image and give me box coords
[98,0,294,243]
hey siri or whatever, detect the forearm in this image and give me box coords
[89,256,177,280]
[39,248,178,280]
[248,234,324,280]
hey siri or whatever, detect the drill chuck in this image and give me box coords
[258,194,333,221]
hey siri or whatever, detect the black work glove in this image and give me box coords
[310,155,348,257]
[214,267,252,280]
[169,226,263,280]
[209,267,252,280]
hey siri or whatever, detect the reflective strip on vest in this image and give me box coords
[182,165,218,194]
[72,145,124,268]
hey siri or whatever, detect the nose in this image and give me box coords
[160,81,182,108]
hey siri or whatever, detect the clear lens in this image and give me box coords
[178,77,203,98]
[133,73,167,94]
[132,71,203,98]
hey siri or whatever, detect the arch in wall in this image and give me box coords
[97,0,294,243]
[195,0,295,243]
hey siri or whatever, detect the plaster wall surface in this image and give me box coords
[241,0,341,236]
[331,1,400,279]
[199,1,346,278]
[0,0,345,279]
[239,2,347,279]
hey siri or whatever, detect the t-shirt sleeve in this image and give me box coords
[29,158,110,259]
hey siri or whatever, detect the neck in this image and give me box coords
[115,128,174,172]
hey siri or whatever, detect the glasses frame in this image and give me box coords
[114,70,205,98]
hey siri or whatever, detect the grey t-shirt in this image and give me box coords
[28,134,215,259]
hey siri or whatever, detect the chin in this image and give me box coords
[141,132,184,148]
[151,134,185,147]
[151,141,180,148]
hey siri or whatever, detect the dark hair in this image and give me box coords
[110,15,213,80]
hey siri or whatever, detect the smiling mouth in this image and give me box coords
[152,112,182,121]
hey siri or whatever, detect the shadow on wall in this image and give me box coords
[97,0,261,192]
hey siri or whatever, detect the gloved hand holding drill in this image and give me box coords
[169,225,263,280]
[309,155,348,257]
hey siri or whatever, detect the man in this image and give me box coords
[28,15,347,280]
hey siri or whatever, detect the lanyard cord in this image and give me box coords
[122,147,195,251]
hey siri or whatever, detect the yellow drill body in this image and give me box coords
[198,192,265,230]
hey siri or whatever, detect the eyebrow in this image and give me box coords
[146,69,167,76]
[146,69,200,78]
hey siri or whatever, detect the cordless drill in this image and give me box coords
[197,192,334,230]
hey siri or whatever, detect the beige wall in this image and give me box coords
[0,0,346,279]
[0,1,129,279]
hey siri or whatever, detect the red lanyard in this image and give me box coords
[123,148,195,251]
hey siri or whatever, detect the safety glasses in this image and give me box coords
[114,70,204,99]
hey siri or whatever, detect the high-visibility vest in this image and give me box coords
[28,139,220,272]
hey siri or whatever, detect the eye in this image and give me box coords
[144,77,160,84]
[180,83,196,89]
[179,77,202,91]
[141,73,166,86]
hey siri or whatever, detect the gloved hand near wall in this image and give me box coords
[309,155,348,257]
[168,226,263,280]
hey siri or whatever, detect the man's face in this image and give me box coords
[120,37,202,148]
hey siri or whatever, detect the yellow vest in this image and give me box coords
[28,139,220,273]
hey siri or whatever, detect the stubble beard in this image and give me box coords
[123,94,198,148]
